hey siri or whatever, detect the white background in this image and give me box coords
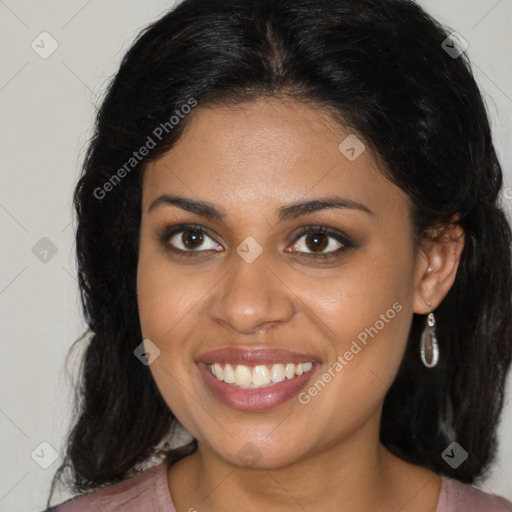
[0,1,511,510]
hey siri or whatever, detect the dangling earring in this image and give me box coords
[421,272,439,368]
[420,310,439,368]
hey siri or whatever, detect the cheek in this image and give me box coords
[136,254,204,423]
[297,246,415,372]
[137,242,204,343]
[293,270,413,433]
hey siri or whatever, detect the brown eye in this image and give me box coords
[289,228,345,256]
[181,229,204,249]
[163,226,223,254]
[304,233,329,252]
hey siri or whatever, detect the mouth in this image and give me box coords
[196,347,321,411]
[207,361,314,388]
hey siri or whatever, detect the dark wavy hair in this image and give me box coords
[47,0,512,506]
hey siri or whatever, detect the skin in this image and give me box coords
[136,97,465,512]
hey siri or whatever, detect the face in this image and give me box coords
[137,98,422,469]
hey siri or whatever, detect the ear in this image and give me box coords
[413,215,465,314]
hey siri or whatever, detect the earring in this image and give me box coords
[420,311,439,368]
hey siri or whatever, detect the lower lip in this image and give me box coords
[197,363,319,411]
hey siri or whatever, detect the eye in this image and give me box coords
[287,226,353,258]
[157,223,355,260]
[158,224,223,255]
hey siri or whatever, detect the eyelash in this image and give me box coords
[156,223,356,260]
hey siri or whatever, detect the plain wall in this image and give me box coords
[0,1,511,510]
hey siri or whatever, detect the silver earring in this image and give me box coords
[420,312,439,368]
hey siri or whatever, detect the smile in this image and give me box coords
[207,362,314,388]
[196,347,321,411]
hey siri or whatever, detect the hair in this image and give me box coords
[48,0,512,506]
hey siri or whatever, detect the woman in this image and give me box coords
[41,0,512,510]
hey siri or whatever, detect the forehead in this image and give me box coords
[141,98,410,221]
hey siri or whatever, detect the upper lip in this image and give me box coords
[195,347,320,366]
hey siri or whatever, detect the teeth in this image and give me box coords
[212,363,223,380]
[252,365,271,386]
[234,365,252,386]
[207,362,314,388]
[223,363,235,383]
[285,363,295,379]
[271,364,285,383]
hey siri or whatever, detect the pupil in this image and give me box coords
[183,229,203,249]
[306,233,327,251]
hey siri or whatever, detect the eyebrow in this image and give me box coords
[147,194,374,222]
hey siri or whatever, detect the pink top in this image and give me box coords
[43,462,512,511]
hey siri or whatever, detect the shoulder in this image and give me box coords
[39,462,175,512]
[437,476,512,512]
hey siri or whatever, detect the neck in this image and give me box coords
[167,408,440,512]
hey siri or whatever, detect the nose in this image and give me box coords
[208,249,297,335]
